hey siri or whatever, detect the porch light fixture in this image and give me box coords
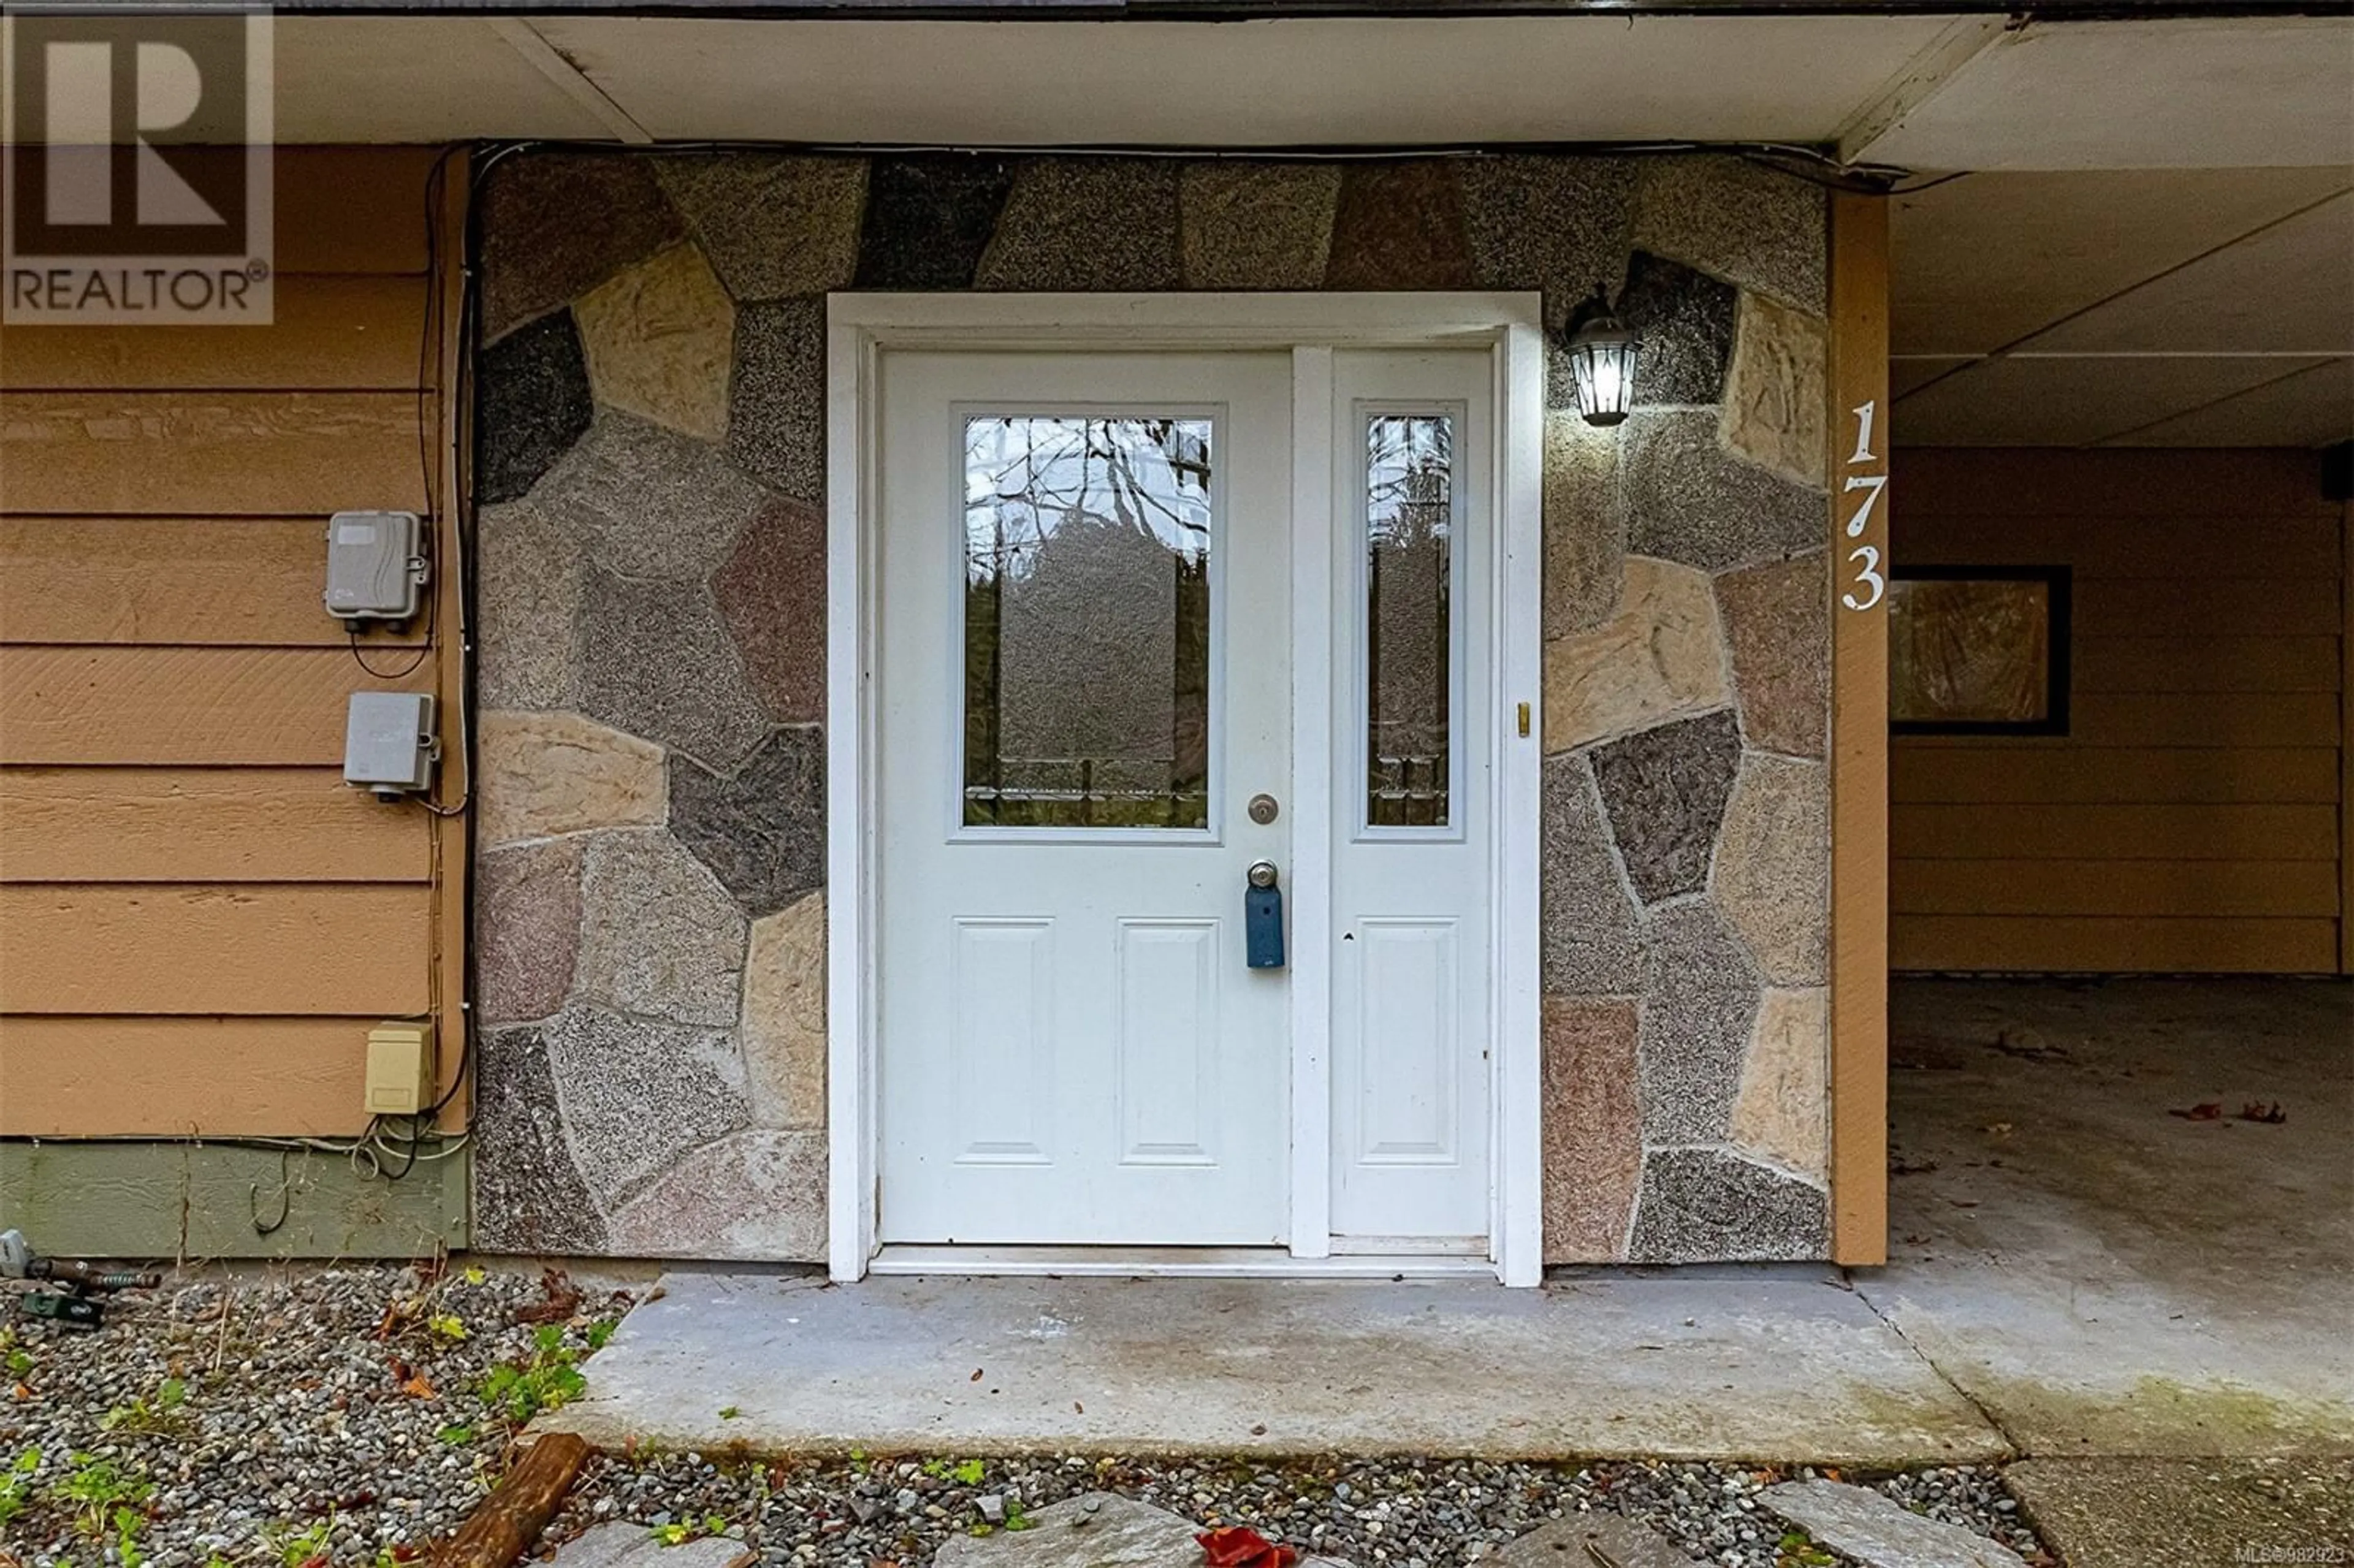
[1563,286,1640,428]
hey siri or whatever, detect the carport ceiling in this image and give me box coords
[257,13,2352,166]
[1892,171,2354,447]
[154,10,2354,447]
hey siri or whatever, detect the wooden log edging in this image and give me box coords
[432,1433,594,1568]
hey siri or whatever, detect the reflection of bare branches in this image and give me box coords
[967,416,1213,586]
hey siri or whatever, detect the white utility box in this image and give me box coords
[325,510,427,622]
[365,1022,435,1116]
[344,691,438,799]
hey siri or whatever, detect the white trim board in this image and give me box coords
[825,292,1548,1287]
[868,1246,1500,1280]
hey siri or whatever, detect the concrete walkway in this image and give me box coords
[543,978,2351,1467]
[1870,978,2353,1458]
[540,1266,2008,1464]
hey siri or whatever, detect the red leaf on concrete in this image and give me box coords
[2168,1102,2224,1121]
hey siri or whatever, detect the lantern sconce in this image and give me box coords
[1563,285,1641,428]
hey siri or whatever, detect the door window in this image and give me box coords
[1361,409,1459,833]
[961,414,1216,831]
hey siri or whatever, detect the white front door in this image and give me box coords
[874,341,1495,1254]
[878,351,1294,1244]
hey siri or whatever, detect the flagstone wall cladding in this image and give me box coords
[469,149,1832,1264]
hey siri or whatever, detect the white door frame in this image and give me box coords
[825,292,1547,1286]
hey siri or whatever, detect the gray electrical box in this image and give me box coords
[325,510,427,622]
[345,691,438,799]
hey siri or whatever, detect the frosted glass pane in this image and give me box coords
[1365,413,1452,829]
[962,415,1213,829]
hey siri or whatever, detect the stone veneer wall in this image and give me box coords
[468,150,1833,1263]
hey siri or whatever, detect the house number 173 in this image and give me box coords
[1842,398,1887,612]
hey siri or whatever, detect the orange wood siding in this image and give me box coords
[1889,448,2347,975]
[1828,192,1891,1265]
[0,147,465,1137]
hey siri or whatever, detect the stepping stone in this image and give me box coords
[1761,1481,2028,1568]
[547,1522,753,1568]
[933,1493,1205,1568]
[1493,1515,1702,1568]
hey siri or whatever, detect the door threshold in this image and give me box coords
[869,1244,1501,1280]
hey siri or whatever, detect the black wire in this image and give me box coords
[345,147,463,688]
[422,1023,472,1121]
[346,622,433,680]
[1886,170,1973,197]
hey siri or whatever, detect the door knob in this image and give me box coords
[1247,859,1279,889]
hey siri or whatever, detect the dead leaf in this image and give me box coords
[970,1368,983,1382]
[513,1266,585,1325]
[1197,1525,1297,1568]
[1073,1401,1084,1414]
[2169,1102,2225,1121]
[402,1372,436,1400]
[2238,1102,2287,1125]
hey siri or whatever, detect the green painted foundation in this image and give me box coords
[0,1140,468,1262]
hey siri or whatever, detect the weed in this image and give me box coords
[53,1453,153,1541]
[428,1313,469,1343]
[650,1515,729,1547]
[0,1447,42,1529]
[479,1323,588,1425]
[113,1504,150,1568]
[263,1512,335,1568]
[585,1319,617,1351]
[1776,1528,1836,1567]
[923,1458,985,1486]
[718,1406,742,1420]
[101,1377,191,1436]
[0,1327,31,1380]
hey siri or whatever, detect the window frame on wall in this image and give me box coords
[1888,563,2073,738]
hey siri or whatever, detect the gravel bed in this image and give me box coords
[1,1263,635,1567]
[0,1265,2051,1568]
[546,1453,2051,1568]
